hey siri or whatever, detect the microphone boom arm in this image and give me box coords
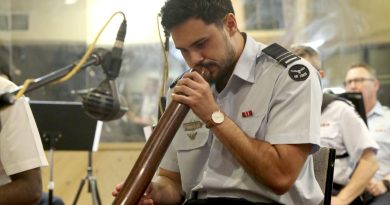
[0,51,105,108]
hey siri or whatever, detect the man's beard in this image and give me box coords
[197,40,236,86]
[217,44,236,82]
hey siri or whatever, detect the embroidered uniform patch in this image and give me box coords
[288,64,310,81]
[183,121,203,131]
[183,121,203,140]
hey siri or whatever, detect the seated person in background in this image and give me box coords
[0,61,64,205]
[113,0,324,204]
[127,77,160,126]
[291,45,379,205]
[344,63,390,205]
[0,71,47,204]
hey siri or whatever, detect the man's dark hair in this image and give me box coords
[160,0,235,31]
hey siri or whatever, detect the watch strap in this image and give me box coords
[383,179,390,192]
[205,119,216,129]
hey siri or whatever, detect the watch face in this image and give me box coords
[212,111,224,124]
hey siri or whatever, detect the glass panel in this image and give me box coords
[243,0,284,30]
[1,0,390,143]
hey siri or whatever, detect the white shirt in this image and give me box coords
[161,35,323,205]
[367,101,390,180]
[0,78,48,185]
[320,100,379,185]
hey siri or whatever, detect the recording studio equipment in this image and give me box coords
[81,78,127,121]
[81,19,128,121]
[70,88,90,96]
[0,48,108,109]
[30,100,103,205]
[1,19,128,122]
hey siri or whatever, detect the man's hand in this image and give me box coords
[367,179,388,196]
[111,183,123,197]
[112,182,154,205]
[172,71,218,123]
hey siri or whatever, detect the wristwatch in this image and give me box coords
[382,179,390,192]
[205,111,225,128]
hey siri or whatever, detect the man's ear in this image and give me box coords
[374,79,380,92]
[319,70,325,78]
[224,13,238,35]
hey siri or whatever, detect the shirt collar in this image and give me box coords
[232,33,265,84]
[368,101,384,117]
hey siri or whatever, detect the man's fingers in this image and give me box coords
[112,182,124,197]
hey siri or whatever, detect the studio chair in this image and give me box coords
[313,147,336,205]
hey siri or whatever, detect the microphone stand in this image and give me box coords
[44,132,62,205]
[0,54,103,109]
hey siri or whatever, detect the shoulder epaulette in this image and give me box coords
[262,43,301,67]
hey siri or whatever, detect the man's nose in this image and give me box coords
[187,52,204,68]
[346,82,358,92]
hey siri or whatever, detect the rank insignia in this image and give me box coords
[242,110,253,118]
[183,121,203,131]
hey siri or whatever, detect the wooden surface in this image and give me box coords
[41,142,144,205]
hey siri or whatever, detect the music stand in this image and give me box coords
[29,100,103,205]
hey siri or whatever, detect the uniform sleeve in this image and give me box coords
[265,60,322,152]
[159,142,180,172]
[0,92,48,175]
[339,101,379,161]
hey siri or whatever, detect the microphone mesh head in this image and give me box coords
[82,89,115,120]
[82,79,127,121]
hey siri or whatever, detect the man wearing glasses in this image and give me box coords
[345,64,390,205]
[291,46,379,205]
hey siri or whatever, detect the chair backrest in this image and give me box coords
[313,147,336,205]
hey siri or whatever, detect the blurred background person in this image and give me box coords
[123,76,160,141]
[0,55,64,205]
[127,76,160,126]
[0,60,46,204]
[345,64,390,205]
[292,45,379,205]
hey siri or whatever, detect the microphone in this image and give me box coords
[81,19,128,121]
[0,48,109,109]
[70,88,91,97]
